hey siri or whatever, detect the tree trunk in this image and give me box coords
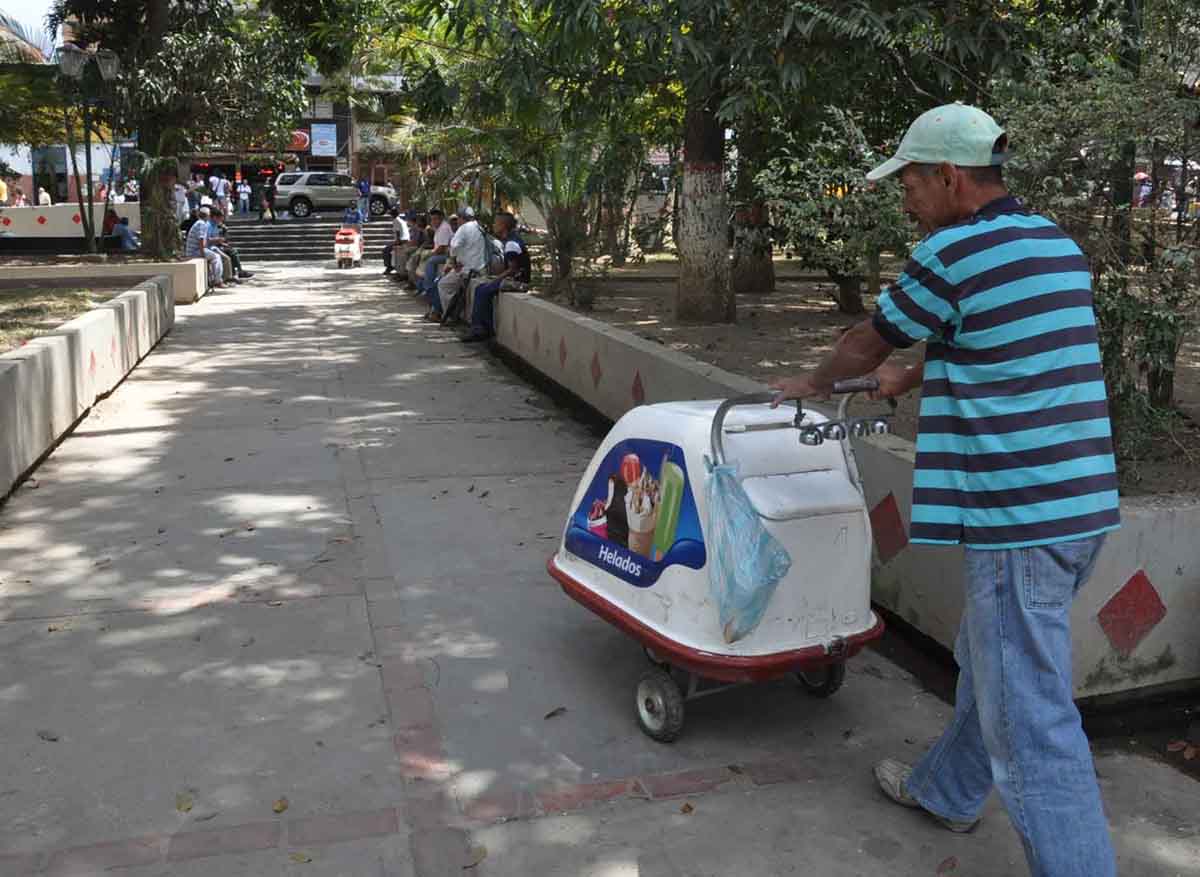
[829,272,866,315]
[731,203,775,294]
[730,120,774,295]
[674,102,734,323]
[1110,0,1142,267]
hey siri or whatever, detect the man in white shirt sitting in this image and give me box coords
[381,207,411,275]
[419,208,455,318]
[434,207,487,324]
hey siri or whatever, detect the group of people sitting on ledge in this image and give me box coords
[381,205,531,343]
[181,204,255,290]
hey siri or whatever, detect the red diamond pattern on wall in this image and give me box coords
[1097,570,1167,656]
[631,370,645,405]
[869,492,909,564]
[36,215,47,225]
[559,337,568,368]
[72,214,81,224]
[1,217,10,226]
[590,352,603,388]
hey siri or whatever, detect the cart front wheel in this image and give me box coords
[795,661,846,698]
[636,668,684,742]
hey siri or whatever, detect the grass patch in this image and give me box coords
[0,288,120,355]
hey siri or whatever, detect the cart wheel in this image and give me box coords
[636,668,685,742]
[795,661,846,698]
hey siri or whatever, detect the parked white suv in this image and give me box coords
[273,172,398,218]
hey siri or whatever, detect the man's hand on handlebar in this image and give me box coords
[867,363,919,401]
[768,373,831,407]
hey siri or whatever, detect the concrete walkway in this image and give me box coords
[0,263,1196,876]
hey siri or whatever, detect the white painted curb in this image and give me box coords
[0,275,175,499]
[494,292,1200,700]
[0,259,207,305]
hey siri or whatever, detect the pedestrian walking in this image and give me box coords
[37,187,51,206]
[237,179,251,214]
[259,178,277,223]
[770,104,1119,877]
[356,177,371,222]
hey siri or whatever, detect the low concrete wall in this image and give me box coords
[494,293,1200,701]
[0,260,207,305]
[0,275,175,500]
[0,202,141,237]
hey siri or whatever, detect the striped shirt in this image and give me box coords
[873,196,1120,549]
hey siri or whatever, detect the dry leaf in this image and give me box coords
[272,797,289,814]
[1167,740,1188,753]
[936,856,958,874]
[175,793,194,813]
[289,852,312,863]
[266,600,284,607]
[1185,746,1197,761]
[463,845,487,869]
[544,707,567,720]
[331,537,352,544]
[36,729,59,742]
[680,802,694,815]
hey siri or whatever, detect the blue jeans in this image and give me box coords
[358,195,370,221]
[906,535,1115,877]
[422,254,448,311]
[470,279,502,335]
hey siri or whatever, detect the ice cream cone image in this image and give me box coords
[626,483,659,557]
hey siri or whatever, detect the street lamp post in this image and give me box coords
[57,44,121,254]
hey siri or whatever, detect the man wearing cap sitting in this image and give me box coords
[431,206,487,324]
[184,205,225,290]
[770,104,1119,877]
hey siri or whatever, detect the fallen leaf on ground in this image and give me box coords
[331,537,352,543]
[936,856,958,874]
[243,522,256,532]
[680,802,694,815]
[467,485,475,493]
[544,707,567,720]
[1186,746,1197,761]
[289,852,312,863]
[273,797,289,814]
[727,764,743,774]
[175,792,193,813]
[463,845,487,869]
[1167,740,1189,752]
[224,457,235,462]
[36,729,59,742]
[266,601,284,607]
[194,811,218,822]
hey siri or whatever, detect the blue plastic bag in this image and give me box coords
[705,460,793,643]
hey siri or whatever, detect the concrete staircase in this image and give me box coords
[226,214,396,263]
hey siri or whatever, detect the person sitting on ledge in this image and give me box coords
[461,211,530,343]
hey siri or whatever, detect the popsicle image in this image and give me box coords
[652,459,684,561]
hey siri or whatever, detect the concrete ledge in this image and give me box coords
[0,275,175,500]
[0,260,207,305]
[494,292,1200,701]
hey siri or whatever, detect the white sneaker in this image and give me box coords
[874,759,979,833]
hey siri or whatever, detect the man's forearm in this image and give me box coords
[811,320,895,391]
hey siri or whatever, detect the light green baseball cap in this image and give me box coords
[867,103,1008,181]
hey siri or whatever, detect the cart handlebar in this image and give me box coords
[710,379,890,466]
[710,393,791,467]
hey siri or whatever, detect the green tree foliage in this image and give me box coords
[49,1,311,256]
[757,107,912,314]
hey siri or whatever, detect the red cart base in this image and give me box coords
[549,554,885,685]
